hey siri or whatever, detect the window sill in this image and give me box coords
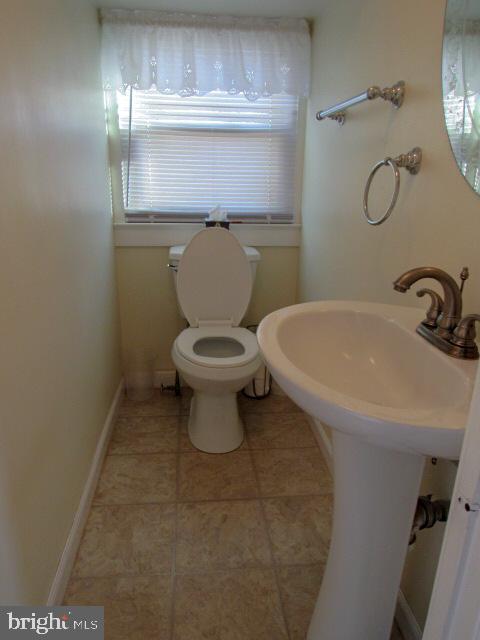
[113,222,301,247]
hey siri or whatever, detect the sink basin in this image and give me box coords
[257,301,477,640]
[258,300,476,459]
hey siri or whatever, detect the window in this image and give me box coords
[113,89,301,223]
[443,90,480,192]
[101,9,310,224]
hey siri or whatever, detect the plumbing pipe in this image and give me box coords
[409,495,450,545]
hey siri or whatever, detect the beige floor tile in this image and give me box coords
[238,393,302,415]
[94,454,177,505]
[114,414,179,433]
[180,387,193,415]
[179,416,248,451]
[72,504,175,577]
[176,500,271,573]
[173,569,288,640]
[109,416,179,454]
[64,575,172,640]
[119,390,181,417]
[179,416,196,451]
[277,564,325,640]
[178,451,258,501]
[245,412,317,449]
[253,448,332,497]
[263,495,333,565]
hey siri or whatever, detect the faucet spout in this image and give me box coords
[393,266,462,336]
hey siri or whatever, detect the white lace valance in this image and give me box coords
[100,9,311,100]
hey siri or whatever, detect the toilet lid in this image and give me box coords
[176,227,252,328]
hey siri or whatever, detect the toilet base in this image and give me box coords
[188,390,244,453]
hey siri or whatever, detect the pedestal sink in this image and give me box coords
[257,301,477,640]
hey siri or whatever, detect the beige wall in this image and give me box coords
[115,246,299,371]
[0,1,121,603]
[301,0,480,628]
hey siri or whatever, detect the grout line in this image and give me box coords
[107,450,178,456]
[106,444,323,457]
[169,414,182,640]
[91,491,333,509]
[116,417,181,423]
[70,561,325,581]
[105,451,178,458]
[247,445,292,640]
[240,412,302,418]
[111,427,180,436]
[118,413,188,419]
[178,444,320,453]
[118,403,303,419]
[242,411,305,417]
[248,445,321,452]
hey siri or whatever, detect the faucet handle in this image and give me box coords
[450,314,480,359]
[459,267,469,293]
[416,289,444,329]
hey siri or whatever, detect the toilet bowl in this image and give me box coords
[171,227,262,453]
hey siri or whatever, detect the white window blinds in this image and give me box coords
[116,89,300,222]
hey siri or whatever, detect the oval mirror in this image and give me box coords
[442,0,480,195]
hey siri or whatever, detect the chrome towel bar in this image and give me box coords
[363,147,422,226]
[316,81,405,125]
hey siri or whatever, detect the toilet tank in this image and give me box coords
[168,243,261,318]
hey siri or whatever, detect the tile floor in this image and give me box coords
[65,388,404,640]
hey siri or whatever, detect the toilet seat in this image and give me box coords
[176,326,259,369]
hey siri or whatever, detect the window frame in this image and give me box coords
[105,90,306,228]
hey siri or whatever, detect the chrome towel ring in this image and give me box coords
[363,147,422,225]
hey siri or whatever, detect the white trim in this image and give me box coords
[307,415,334,474]
[113,223,301,247]
[46,379,124,605]
[422,364,480,640]
[153,369,177,388]
[396,590,422,640]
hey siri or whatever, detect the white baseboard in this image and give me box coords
[153,369,177,388]
[396,589,422,640]
[153,369,180,389]
[47,379,124,605]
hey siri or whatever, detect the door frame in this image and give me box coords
[423,365,480,640]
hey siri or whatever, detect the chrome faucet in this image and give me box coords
[393,266,478,359]
[393,267,462,337]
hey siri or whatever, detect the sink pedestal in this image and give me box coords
[257,301,475,638]
[308,430,425,640]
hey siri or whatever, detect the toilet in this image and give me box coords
[171,227,262,453]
